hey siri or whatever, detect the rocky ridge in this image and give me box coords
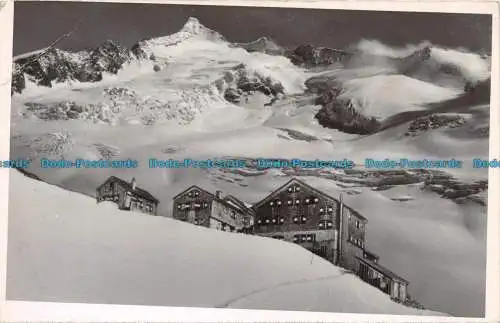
[10,17,223,95]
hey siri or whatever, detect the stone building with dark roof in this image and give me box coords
[172,185,254,233]
[96,176,159,216]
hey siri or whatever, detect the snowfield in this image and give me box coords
[6,170,444,316]
[8,17,490,317]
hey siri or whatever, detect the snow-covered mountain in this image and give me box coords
[7,169,444,316]
[9,17,490,317]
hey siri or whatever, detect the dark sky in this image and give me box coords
[13,1,492,56]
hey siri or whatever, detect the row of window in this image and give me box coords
[293,233,316,243]
[269,233,317,242]
[352,219,362,229]
[349,235,365,248]
[131,199,154,213]
[256,217,334,228]
[269,197,327,207]
[187,190,200,197]
[176,202,209,210]
[98,195,118,202]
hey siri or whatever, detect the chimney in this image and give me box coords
[216,190,223,199]
[131,177,137,191]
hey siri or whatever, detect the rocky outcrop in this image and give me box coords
[11,63,26,95]
[315,98,381,135]
[88,40,132,74]
[422,174,487,205]
[224,88,243,103]
[286,44,352,68]
[304,75,381,135]
[131,42,148,59]
[220,63,285,104]
[405,114,466,136]
[230,37,285,56]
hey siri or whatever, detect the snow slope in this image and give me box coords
[6,170,443,316]
[8,17,490,317]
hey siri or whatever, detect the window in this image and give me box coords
[287,200,293,205]
[231,211,236,219]
[272,218,277,224]
[296,186,300,191]
[270,201,274,206]
[356,220,360,228]
[288,187,293,192]
[203,202,208,207]
[319,208,324,213]
[328,207,333,213]
[277,200,282,206]
[279,218,285,223]
[319,220,333,229]
[177,204,181,209]
[257,219,262,224]
[293,217,299,223]
[295,199,300,204]
[194,191,199,197]
[305,198,310,203]
[314,198,319,203]
[265,219,270,224]
[301,216,307,223]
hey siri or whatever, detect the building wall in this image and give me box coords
[391,281,408,301]
[97,179,157,216]
[172,188,214,226]
[253,182,340,235]
[97,179,128,209]
[339,206,366,272]
[211,200,246,231]
[128,194,157,215]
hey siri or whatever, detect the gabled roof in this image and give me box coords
[356,256,408,284]
[251,177,367,222]
[99,176,159,204]
[172,185,215,200]
[172,185,252,215]
[224,195,255,214]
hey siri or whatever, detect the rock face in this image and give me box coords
[286,44,352,68]
[315,98,380,135]
[304,75,381,135]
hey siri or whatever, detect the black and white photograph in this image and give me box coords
[3,0,498,320]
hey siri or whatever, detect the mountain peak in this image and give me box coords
[180,17,211,35]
